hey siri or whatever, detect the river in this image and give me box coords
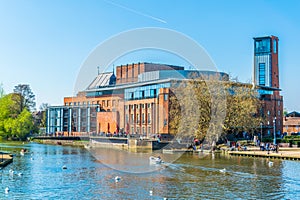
[1,142,300,199]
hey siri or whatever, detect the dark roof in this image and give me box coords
[286,111,300,117]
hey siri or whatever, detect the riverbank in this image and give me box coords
[223,146,300,160]
[0,153,13,168]
[34,139,88,147]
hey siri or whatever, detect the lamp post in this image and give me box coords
[260,122,263,143]
[273,117,276,145]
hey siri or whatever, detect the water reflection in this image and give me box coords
[0,142,300,199]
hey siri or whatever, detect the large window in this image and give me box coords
[255,38,271,53]
[259,63,266,86]
[124,83,170,100]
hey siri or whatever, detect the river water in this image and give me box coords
[1,142,300,199]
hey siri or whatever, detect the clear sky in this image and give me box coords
[0,0,299,111]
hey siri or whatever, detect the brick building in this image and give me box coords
[283,111,300,135]
[47,63,228,137]
[253,36,283,137]
[46,35,283,139]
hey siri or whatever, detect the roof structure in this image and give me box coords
[286,111,300,117]
[87,72,116,89]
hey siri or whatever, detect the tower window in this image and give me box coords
[259,63,266,86]
[273,39,277,53]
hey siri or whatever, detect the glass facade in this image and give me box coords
[257,89,273,95]
[255,38,271,54]
[124,83,170,100]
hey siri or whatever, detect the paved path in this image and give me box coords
[228,149,300,160]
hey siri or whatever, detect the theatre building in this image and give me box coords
[46,63,228,137]
[46,35,283,138]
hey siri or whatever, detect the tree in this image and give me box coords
[39,103,50,111]
[36,103,50,128]
[0,93,35,140]
[13,84,36,112]
[169,75,262,148]
[0,83,4,98]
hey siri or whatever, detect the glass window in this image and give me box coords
[255,38,271,53]
[259,63,265,86]
[131,114,134,123]
[273,39,277,53]
[148,113,151,123]
[164,94,168,101]
[150,89,156,97]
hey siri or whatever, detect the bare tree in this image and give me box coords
[13,84,36,112]
[169,75,262,148]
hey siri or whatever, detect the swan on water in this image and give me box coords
[268,161,274,167]
[9,169,14,175]
[219,168,226,173]
[115,176,121,182]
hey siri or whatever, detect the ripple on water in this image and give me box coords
[1,143,300,199]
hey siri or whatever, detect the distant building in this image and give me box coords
[253,36,283,137]
[283,111,300,135]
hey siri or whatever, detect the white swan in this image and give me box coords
[114,176,121,182]
[9,169,14,175]
[219,168,226,173]
[268,161,274,167]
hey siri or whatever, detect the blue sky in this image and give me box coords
[0,0,299,111]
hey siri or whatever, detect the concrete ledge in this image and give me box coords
[228,151,300,160]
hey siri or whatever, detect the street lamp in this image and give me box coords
[273,117,276,145]
[260,122,263,143]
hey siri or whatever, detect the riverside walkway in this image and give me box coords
[227,147,300,161]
